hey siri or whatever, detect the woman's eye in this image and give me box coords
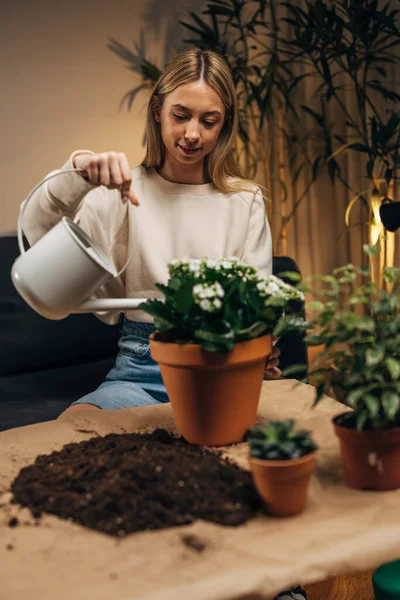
[173,114,187,121]
[203,121,217,127]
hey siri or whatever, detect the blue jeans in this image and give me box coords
[72,319,169,409]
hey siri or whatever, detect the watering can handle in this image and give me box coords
[18,168,136,279]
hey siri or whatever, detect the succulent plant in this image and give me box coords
[246,419,317,461]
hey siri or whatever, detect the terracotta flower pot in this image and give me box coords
[333,414,400,491]
[149,333,272,446]
[249,451,317,517]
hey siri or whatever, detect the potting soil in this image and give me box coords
[10,428,261,537]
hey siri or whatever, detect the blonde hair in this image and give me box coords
[142,48,256,195]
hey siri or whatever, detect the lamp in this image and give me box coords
[380,202,400,232]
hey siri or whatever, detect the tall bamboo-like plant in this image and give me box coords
[280,0,400,274]
[108,0,400,254]
[108,0,299,189]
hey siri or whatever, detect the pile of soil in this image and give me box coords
[11,429,261,537]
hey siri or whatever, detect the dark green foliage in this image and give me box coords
[140,258,305,353]
[305,254,400,431]
[108,0,400,206]
[247,419,317,460]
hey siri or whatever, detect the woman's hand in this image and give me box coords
[264,345,281,380]
[73,152,139,206]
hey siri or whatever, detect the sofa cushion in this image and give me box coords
[0,357,115,431]
[0,234,120,377]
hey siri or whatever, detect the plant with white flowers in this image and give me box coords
[141,257,305,352]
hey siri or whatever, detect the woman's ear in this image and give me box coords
[154,111,161,123]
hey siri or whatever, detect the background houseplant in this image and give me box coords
[304,248,400,490]
[108,0,400,262]
[141,257,305,446]
[246,419,317,516]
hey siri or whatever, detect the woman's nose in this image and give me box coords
[184,120,200,142]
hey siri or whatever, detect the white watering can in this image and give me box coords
[11,168,146,320]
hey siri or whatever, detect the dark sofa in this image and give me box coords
[0,233,307,432]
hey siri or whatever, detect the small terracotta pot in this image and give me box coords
[249,451,317,517]
[333,414,400,491]
[149,333,272,446]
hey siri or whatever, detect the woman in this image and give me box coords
[23,47,306,600]
[23,47,281,413]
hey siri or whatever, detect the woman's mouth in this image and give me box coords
[178,144,202,156]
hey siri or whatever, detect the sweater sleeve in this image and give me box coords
[22,151,97,246]
[241,188,273,276]
[20,151,128,325]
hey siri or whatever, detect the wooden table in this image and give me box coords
[1,380,399,600]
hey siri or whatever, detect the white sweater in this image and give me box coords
[23,153,272,324]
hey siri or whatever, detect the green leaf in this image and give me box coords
[386,357,400,380]
[276,271,302,282]
[194,329,235,343]
[174,282,196,313]
[305,334,325,346]
[347,388,365,409]
[382,391,400,420]
[140,299,182,328]
[281,364,307,377]
[306,301,325,311]
[168,278,182,291]
[363,243,380,257]
[356,318,376,333]
[366,346,385,366]
[236,321,267,340]
[347,143,370,153]
[356,411,368,432]
[364,394,380,419]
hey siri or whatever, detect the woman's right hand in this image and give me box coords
[73,152,139,206]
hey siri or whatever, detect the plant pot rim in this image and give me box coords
[149,331,273,367]
[333,412,400,438]
[149,331,272,349]
[249,450,317,468]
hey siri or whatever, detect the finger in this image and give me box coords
[98,155,111,186]
[127,190,140,206]
[108,152,123,189]
[85,160,99,186]
[269,346,281,359]
[118,153,132,198]
[266,357,280,368]
[264,367,282,380]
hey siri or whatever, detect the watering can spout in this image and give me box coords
[74,298,146,313]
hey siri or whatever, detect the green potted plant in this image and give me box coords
[305,250,400,490]
[140,257,305,446]
[246,419,317,517]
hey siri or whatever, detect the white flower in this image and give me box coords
[200,299,211,311]
[192,281,225,312]
[221,260,233,269]
[214,298,222,309]
[215,282,225,298]
[206,259,217,268]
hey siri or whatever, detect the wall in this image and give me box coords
[1,0,201,233]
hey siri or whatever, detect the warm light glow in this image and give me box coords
[370,192,382,246]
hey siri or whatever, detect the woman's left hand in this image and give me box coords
[264,345,281,379]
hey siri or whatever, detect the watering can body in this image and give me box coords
[11,169,146,320]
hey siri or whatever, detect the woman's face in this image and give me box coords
[156,80,226,167]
